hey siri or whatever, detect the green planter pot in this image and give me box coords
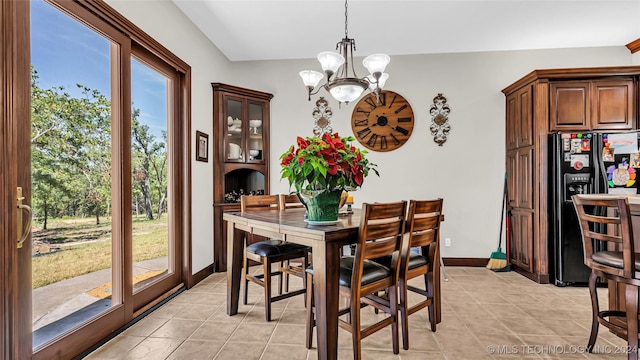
[298,189,342,222]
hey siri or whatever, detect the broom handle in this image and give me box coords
[499,173,507,248]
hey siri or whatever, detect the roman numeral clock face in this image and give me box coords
[351,90,414,152]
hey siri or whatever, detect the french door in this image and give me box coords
[2,1,191,358]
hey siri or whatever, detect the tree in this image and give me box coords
[31,67,112,226]
[131,109,166,220]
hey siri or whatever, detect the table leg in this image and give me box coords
[226,223,244,315]
[312,241,342,360]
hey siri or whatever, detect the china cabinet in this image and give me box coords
[212,83,273,272]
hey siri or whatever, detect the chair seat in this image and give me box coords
[305,256,392,287]
[592,251,640,271]
[246,239,309,257]
[373,253,429,270]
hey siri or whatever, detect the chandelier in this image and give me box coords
[299,0,390,104]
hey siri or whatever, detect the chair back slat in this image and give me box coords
[409,212,442,248]
[279,194,305,210]
[352,201,407,286]
[572,194,635,279]
[403,199,443,268]
[241,194,280,212]
[584,230,622,243]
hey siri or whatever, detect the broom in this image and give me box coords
[487,173,510,271]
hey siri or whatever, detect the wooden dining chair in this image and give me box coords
[398,198,443,349]
[277,194,308,293]
[573,194,639,360]
[305,201,407,359]
[241,194,310,321]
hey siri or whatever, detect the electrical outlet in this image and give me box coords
[445,237,451,247]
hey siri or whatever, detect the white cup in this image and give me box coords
[229,143,241,159]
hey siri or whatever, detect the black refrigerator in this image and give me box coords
[549,131,640,286]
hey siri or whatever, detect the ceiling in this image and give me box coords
[172,0,640,62]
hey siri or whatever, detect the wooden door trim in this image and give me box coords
[1,0,31,358]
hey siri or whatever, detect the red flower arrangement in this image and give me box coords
[280,133,378,193]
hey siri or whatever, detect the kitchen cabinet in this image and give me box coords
[509,209,533,273]
[550,78,634,131]
[503,66,640,283]
[506,147,533,209]
[212,83,273,272]
[506,84,533,150]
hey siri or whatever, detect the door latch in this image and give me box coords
[16,187,32,249]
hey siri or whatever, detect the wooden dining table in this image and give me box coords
[224,207,442,360]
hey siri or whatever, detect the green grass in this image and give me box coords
[32,215,169,289]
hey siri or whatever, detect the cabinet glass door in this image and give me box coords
[248,102,264,162]
[226,98,243,162]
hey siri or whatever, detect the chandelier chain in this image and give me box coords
[344,0,348,38]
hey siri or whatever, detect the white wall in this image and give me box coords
[106,0,634,265]
[231,47,632,259]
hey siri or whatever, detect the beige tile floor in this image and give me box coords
[85,267,630,359]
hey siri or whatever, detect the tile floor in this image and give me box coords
[84,267,630,359]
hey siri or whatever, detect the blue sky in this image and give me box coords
[30,0,167,140]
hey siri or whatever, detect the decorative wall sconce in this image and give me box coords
[429,93,451,146]
[312,97,333,136]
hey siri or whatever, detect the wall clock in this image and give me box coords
[351,90,414,152]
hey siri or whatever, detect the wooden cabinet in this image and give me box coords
[212,83,273,272]
[506,146,534,274]
[506,148,533,209]
[506,84,533,150]
[505,82,535,278]
[504,66,640,284]
[550,78,635,131]
[509,209,533,273]
[591,79,635,129]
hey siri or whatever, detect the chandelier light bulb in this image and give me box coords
[329,83,365,104]
[299,70,324,88]
[362,54,390,75]
[317,51,345,75]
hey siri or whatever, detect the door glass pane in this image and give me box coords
[30,0,114,349]
[131,57,170,292]
[226,99,243,161]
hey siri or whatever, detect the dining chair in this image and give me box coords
[305,201,407,359]
[241,194,310,321]
[573,194,639,360]
[278,194,308,294]
[398,198,443,349]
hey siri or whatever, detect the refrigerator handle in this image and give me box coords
[594,133,608,195]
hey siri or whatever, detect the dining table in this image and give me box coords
[224,207,442,360]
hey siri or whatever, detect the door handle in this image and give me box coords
[16,187,32,249]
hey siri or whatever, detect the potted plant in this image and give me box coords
[280,133,378,221]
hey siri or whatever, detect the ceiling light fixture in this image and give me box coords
[299,0,390,104]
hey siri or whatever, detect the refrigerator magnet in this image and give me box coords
[602,147,614,162]
[571,139,581,153]
[581,139,590,151]
[571,154,589,169]
[633,153,640,168]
